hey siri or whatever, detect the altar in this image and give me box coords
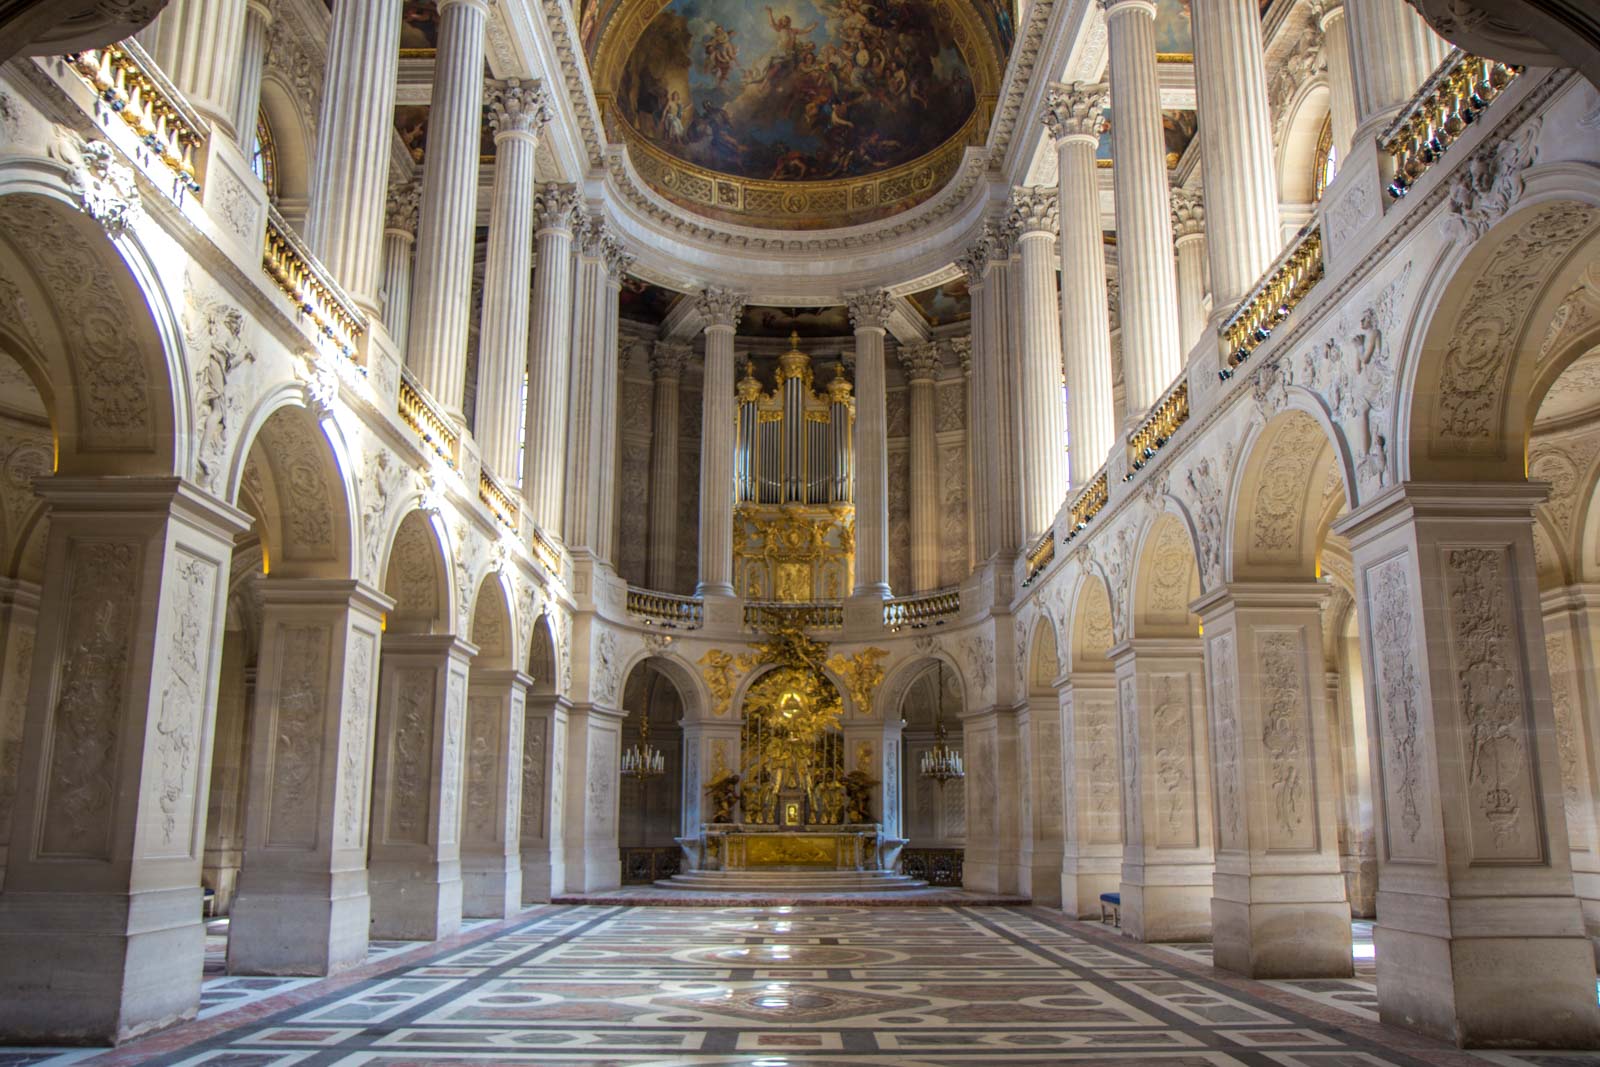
[678,824,904,872]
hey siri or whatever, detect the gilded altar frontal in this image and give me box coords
[3,0,1600,1057]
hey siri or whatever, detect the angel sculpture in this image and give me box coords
[704,769,741,824]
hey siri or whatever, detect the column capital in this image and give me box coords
[437,0,491,12]
[896,341,942,382]
[1307,0,1346,29]
[487,77,551,141]
[1098,0,1158,17]
[955,245,987,286]
[1170,188,1205,240]
[1010,186,1060,237]
[950,335,973,377]
[650,340,693,380]
[576,212,633,278]
[845,289,894,331]
[534,183,580,232]
[1043,82,1109,144]
[385,179,422,237]
[246,0,274,26]
[696,287,746,329]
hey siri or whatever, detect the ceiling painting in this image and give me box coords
[1094,109,1200,170]
[1154,0,1193,60]
[906,278,971,326]
[394,104,430,164]
[620,277,685,324]
[323,1,440,54]
[741,305,854,339]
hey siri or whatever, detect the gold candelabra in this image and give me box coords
[622,712,665,781]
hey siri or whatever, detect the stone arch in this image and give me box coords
[526,612,559,694]
[469,572,516,670]
[0,178,186,476]
[234,403,356,579]
[1066,569,1116,673]
[1228,408,1344,582]
[1275,80,1331,205]
[879,650,967,725]
[1130,511,1202,639]
[731,660,848,721]
[615,646,708,723]
[382,509,453,635]
[1400,169,1600,484]
[0,345,52,585]
[617,656,689,849]
[256,75,313,208]
[1028,613,1061,695]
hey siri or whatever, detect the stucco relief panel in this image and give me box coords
[266,624,330,849]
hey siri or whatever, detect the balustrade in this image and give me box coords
[1064,472,1109,544]
[1219,224,1324,376]
[884,588,961,631]
[478,467,521,532]
[1125,380,1190,477]
[263,207,368,360]
[398,367,460,469]
[66,42,203,198]
[625,588,705,630]
[1383,52,1521,199]
[744,600,844,631]
[1022,529,1056,587]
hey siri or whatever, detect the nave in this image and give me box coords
[0,904,1588,1067]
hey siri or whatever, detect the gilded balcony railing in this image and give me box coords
[884,587,960,631]
[65,42,203,197]
[397,368,459,468]
[1219,224,1324,375]
[1383,51,1521,199]
[529,525,563,576]
[263,207,367,360]
[478,467,520,531]
[626,588,705,630]
[1064,471,1109,545]
[1126,380,1190,477]
[1022,529,1055,587]
[744,600,844,631]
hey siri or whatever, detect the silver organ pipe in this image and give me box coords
[735,334,855,508]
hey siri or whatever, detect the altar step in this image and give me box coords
[656,869,928,893]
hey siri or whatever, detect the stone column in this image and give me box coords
[1103,0,1183,420]
[1171,190,1208,358]
[695,288,745,598]
[848,290,894,597]
[1543,586,1600,958]
[231,1,272,146]
[898,342,942,593]
[381,181,421,357]
[1059,672,1123,917]
[1191,0,1282,316]
[1316,1,1360,159]
[648,342,691,592]
[524,185,579,532]
[982,228,1026,558]
[475,81,550,483]
[952,336,978,570]
[954,252,991,564]
[404,0,487,421]
[1335,484,1600,1046]
[228,579,390,977]
[1012,189,1067,537]
[1044,82,1116,488]
[0,481,247,1043]
[564,215,633,561]
[520,693,568,903]
[1112,639,1215,942]
[367,634,476,940]
[303,0,404,317]
[143,0,249,140]
[462,669,530,918]
[0,577,40,889]
[1345,0,1448,141]
[561,705,623,892]
[1195,583,1353,978]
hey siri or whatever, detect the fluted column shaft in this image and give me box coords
[1345,0,1448,139]
[1013,190,1067,538]
[648,344,689,592]
[1171,190,1208,356]
[1192,0,1282,314]
[405,0,487,420]
[696,290,745,597]
[1318,2,1359,160]
[232,1,271,146]
[848,291,894,597]
[952,334,982,567]
[144,0,249,140]
[564,216,631,561]
[1104,0,1183,419]
[1046,84,1117,488]
[524,186,579,535]
[304,0,403,316]
[381,182,421,376]
[476,83,548,481]
[899,345,942,592]
[984,237,1025,557]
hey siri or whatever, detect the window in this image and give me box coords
[1313,113,1336,202]
[249,110,277,197]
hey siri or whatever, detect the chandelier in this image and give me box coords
[919,665,964,784]
[621,711,665,781]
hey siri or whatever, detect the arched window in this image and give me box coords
[1313,113,1336,202]
[248,110,277,197]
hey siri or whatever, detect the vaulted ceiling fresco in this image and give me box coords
[591,0,1008,230]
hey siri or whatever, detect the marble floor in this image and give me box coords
[3,905,1599,1066]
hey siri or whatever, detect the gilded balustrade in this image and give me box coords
[1063,472,1109,545]
[478,467,520,531]
[883,588,960,631]
[529,526,563,577]
[1383,52,1521,200]
[263,207,367,360]
[744,600,844,631]
[66,43,203,197]
[397,368,460,469]
[1126,380,1190,477]
[1219,225,1324,375]
[1022,529,1055,587]
[626,587,705,630]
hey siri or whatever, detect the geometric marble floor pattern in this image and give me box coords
[5,906,1598,1067]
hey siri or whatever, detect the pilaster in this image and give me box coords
[520,693,569,903]
[1060,672,1123,917]
[462,668,530,917]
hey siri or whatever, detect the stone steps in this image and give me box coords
[656,869,928,892]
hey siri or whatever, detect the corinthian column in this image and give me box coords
[524,184,579,535]
[231,1,272,145]
[475,80,550,482]
[648,342,691,592]
[1171,190,1208,356]
[1314,1,1359,160]
[897,342,942,592]
[696,290,745,597]
[1011,188,1067,538]
[1345,0,1448,141]
[1045,82,1116,488]
[1191,0,1281,316]
[848,290,894,597]
[565,215,633,561]
[404,0,488,420]
[1103,0,1183,420]
[303,0,403,317]
[380,180,421,357]
[143,0,249,140]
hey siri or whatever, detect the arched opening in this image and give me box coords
[617,659,686,884]
[520,611,561,904]
[1061,571,1121,916]
[897,656,966,886]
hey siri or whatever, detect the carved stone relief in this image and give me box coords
[1209,631,1244,852]
[390,667,435,845]
[465,695,499,845]
[1546,627,1591,851]
[266,624,329,848]
[439,672,466,845]
[1084,694,1120,845]
[185,285,257,495]
[521,716,547,841]
[1151,673,1197,849]
[1119,675,1141,837]
[1366,555,1428,857]
[360,448,408,579]
[151,550,216,856]
[1250,415,1325,564]
[338,630,374,849]
[1259,630,1313,850]
[587,738,613,832]
[938,442,968,587]
[1441,119,1540,243]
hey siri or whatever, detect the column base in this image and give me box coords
[0,889,202,1044]
[1211,896,1353,979]
[462,854,523,918]
[521,849,562,904]
[228,873,371,976]
[1061,862,1121,919]
[1120,865,1213,942]
[369,858,463,941]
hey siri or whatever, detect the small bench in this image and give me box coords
[1099,891,1120,927]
